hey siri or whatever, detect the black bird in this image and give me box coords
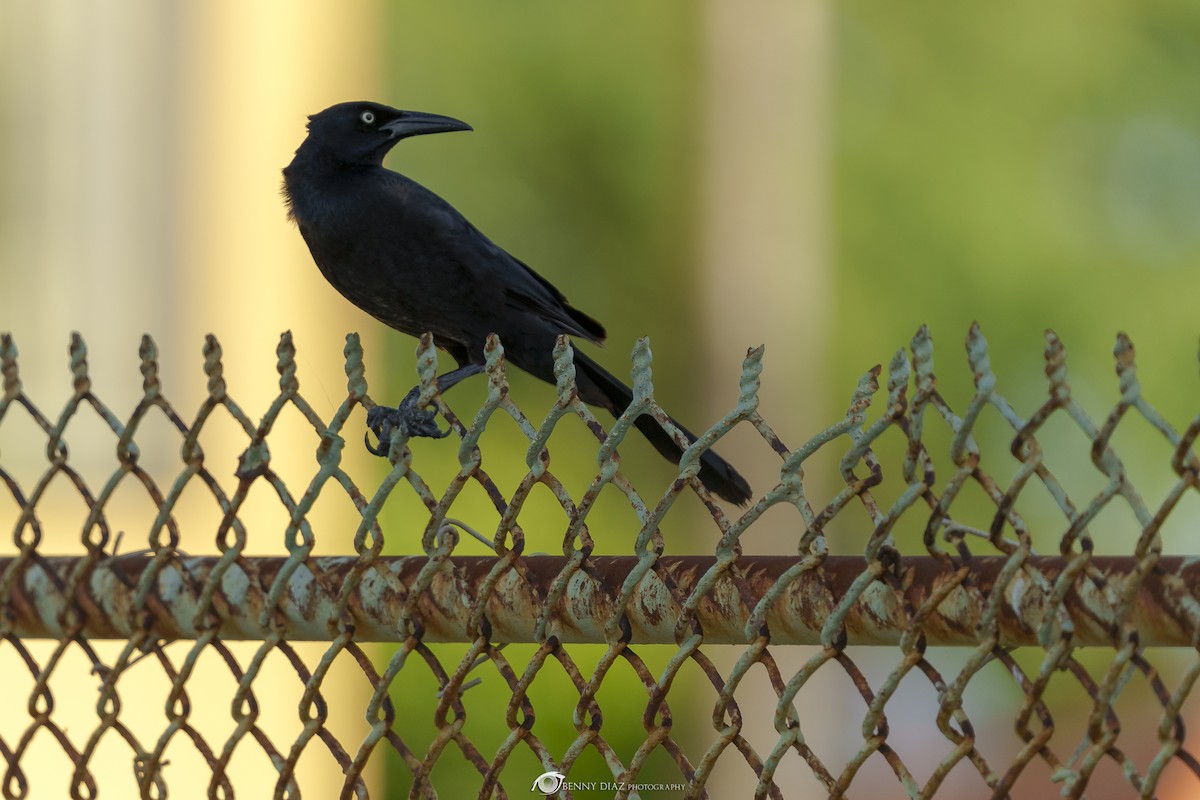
[282,101,752,505]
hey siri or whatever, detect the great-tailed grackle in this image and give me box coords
[282,101,752,505]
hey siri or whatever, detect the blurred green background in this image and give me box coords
[2,1,1200,797]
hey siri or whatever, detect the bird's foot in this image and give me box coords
[365,387,449,455]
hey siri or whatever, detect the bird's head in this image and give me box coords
[299,101,472,166]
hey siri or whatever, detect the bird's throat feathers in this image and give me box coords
[282,151,379,226]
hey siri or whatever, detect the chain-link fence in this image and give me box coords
[1,325,1199,799]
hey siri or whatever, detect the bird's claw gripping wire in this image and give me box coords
[365,386,449,455]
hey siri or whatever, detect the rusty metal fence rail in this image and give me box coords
[1,325,1199,798]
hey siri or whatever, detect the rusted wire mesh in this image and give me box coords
[1,325,1200,799]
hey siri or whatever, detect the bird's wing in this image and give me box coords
[504,255,607,345]
[382,171,607,346]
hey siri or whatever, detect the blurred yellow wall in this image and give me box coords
[0,3,384,796]
[698,2,838,795]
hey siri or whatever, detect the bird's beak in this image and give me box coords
[381,111,473,140]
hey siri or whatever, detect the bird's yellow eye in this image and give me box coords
[360,110,376,125]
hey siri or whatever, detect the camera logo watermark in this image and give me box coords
[531,771,567,794]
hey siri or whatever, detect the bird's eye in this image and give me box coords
[360,110,376,125]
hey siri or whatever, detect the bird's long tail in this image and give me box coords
[571,351,752,506]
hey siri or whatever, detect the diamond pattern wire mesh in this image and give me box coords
[2,324,1200,799]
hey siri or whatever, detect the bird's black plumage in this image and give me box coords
[283,101,752,505]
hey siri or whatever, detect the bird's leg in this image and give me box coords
[365,363,485,455]
[429,362,487,393]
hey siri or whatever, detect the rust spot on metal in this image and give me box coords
[586,419,606,440]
